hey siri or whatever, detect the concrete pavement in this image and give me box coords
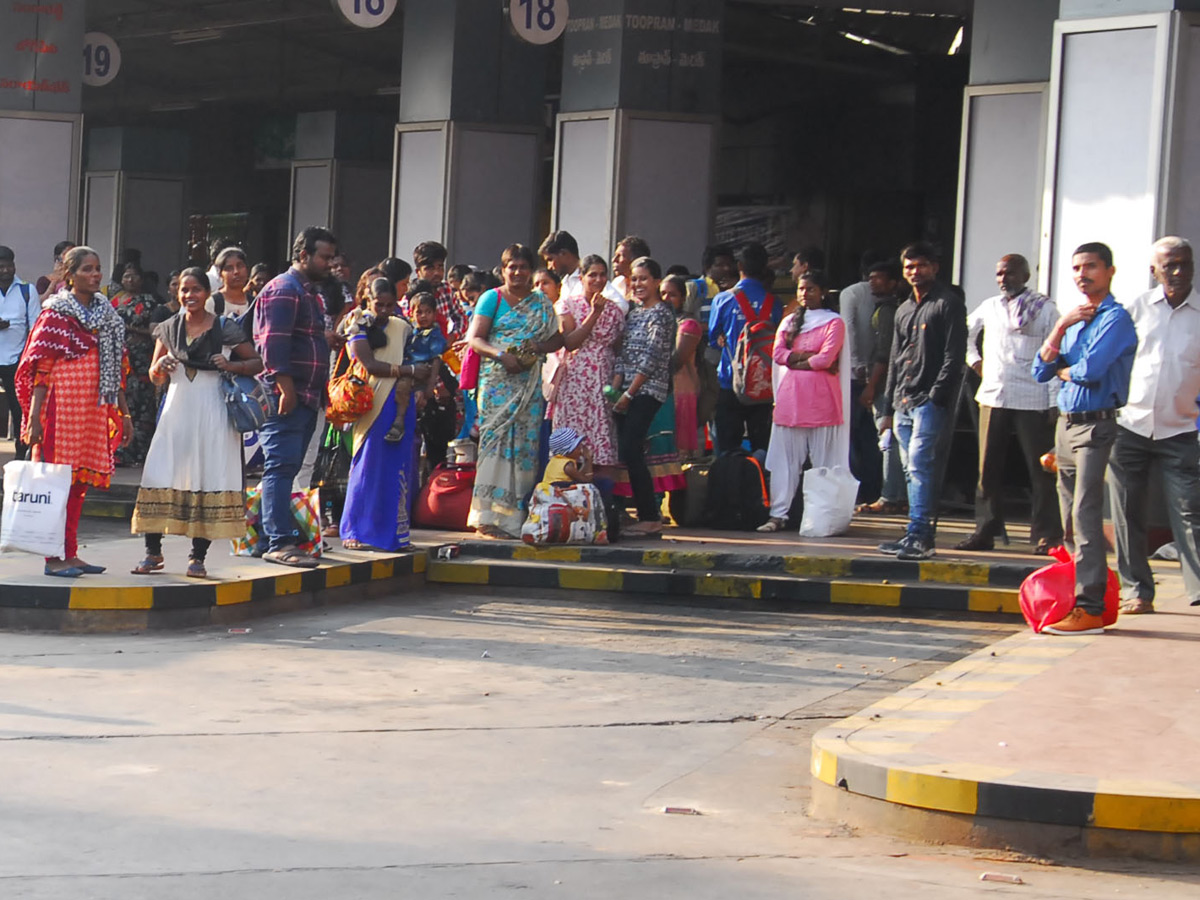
[2,588,1198,898]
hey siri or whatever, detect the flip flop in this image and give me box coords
[263,547,319,569]
[131,555,165,575]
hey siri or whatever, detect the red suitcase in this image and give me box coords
[413,463,475,531]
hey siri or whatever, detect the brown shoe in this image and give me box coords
[954,532,995,552]
[1043,607,1105,635]
[1120,598,1155,615]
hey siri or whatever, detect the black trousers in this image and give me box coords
[975,405,1062,544]
[0,362,27,459]
[714,388,772,455]
[145,533,212,562]
[615,394,663,523]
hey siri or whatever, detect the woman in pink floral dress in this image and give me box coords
[552,255,626,465]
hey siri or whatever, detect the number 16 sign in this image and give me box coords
[511,0,569,45]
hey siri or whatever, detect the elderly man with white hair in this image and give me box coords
[1108,236,1200,613]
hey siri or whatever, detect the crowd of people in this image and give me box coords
[1,224,1198,638]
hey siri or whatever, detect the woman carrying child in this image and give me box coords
[339,278,432,551]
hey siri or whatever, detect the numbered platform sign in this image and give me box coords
[333,0,398,29]
[82,32,121,87]
[511,0,569,45]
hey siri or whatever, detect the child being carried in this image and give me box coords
[387,291,447,443]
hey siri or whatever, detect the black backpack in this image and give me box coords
[702,450,771,530]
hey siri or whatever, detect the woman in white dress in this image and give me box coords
[130,267,262,578]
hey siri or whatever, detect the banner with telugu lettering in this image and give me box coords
[0,2,85,113]
[562,0,723,114]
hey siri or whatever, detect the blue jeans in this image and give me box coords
[259,403,319,553]
[894,400,949,540]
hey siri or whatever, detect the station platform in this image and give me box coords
[0,512,1043,631]
[810,567,1200,861]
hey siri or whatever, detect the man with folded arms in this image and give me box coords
[1032,242,1137,634]
[1108,237,1200,614]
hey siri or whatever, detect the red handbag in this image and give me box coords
[413,463,476,531]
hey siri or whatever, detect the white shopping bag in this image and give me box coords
[1,460,73,558]
[799,465,860,538]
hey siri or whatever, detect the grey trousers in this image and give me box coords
[1056,417,1118,615]
[1107,426,1200,604]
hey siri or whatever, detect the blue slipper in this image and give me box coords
[45,565,84,578]
[77,564,106,574]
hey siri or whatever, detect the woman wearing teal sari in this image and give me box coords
[465,244,563,538]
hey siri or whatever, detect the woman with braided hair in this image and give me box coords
[757,270,847,533]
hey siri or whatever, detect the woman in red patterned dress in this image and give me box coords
[17,246,132,578]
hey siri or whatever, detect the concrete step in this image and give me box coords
[439,539,1040,589]
[424,556,1022,617]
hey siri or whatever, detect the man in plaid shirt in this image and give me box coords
[253,226,336,568]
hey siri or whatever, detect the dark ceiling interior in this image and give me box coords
[82,1,968,124]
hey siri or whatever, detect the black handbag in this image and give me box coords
[219,372,272,433]
[312,426,351,496]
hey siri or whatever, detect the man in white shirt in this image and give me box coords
[959,253,1062,553]
[0,246,42,459]
[1108,236,1200,613]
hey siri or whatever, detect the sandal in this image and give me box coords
[342,539,370,551]
[1120,598,1155,615]
[855,499,907,515]
[756,517,787,533]
[186,561,208,579]
[131,555,165,575]
[322,524,340,538]
[263,547,319,569]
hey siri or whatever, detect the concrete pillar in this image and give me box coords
[0,2,84,279]
[954,0,1058,309]
[82,127,189,283]
[552,0,723,269]
[391,0,546,269]
[1040,1,1200,304]
[290,111,393,273]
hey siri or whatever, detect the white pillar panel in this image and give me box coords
[1166,23,1200,242]
[0,114,79,281]
[392,127,448,260]
[954,86,1047,311]
[1048,25,1160,306]
[449,129,539,269]
[553,116,614,261]
[290,162,334,239]
[620,118,714,274]
[122,177,186,280]
[83,173,118,279]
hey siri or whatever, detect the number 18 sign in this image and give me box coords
[511,0,569,45]
[333,0,397,29]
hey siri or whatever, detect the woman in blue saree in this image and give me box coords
[340,278,432,551]
[466,244,563,538]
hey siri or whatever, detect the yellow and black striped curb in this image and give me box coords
[0,552,426,613]
[445,541,1039,588]
[424,558,1022,615]
[811,631,1200,834]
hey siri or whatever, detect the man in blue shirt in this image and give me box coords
[707,243,782,454]
[1032,241,1138,634]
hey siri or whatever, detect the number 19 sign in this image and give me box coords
[82,33,121,87]
[511,0,569,45]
